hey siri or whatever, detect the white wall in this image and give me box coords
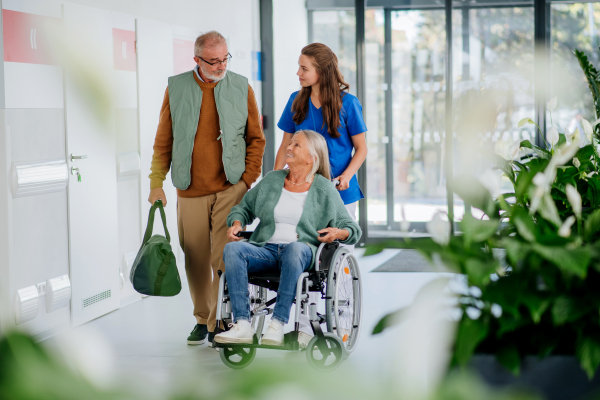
[272,0,308,158]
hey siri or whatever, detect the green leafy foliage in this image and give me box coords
[369,49,600,380]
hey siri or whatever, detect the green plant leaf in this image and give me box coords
[490,152,515,184]
[496,343,521,375]
[521,294,550,324]
[454,316,489,366]
[498,237,530,266]
[452,177,498,218]
[520,140,550,159]
[533,245,591,278]
[585,209,600,242]
[372,308,405,335]
[465,258,498,286]
[512,211,537,242]
[575,48,600,127]
[587,179,600,209]
[577,336,600,380]
[556,133,567,149]
[552,296,590,325]
[461,214,500,244]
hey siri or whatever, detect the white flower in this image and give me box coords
[491,304,503,318]
[509,142,521,160]
[572,128,581,145]
[547,127,559,146]
[518,117,534,128]
[582,118,594,141]
[400,205,410,232]
[426,212,451,245]
[547,97,557,112]
[573,157,581,168]
[530,172,550,214]
[558,216,576,238]
[478,169,502,197]
[566,184,582,218]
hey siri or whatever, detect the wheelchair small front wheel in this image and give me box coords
[305,333,345,370]
[219,346,256,369]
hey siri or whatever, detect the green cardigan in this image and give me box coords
[226,170,362,269]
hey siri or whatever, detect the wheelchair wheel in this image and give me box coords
[325,250,362,354]
[219,346,256,369]
[248,285,266,337]
[306,332,344,370]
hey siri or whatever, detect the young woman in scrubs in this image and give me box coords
[274,43,368,221]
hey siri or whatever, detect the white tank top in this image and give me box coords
[268,188,308,244]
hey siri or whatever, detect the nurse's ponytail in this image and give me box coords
[292,43,349,139]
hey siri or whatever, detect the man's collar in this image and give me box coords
[193,64,204,82]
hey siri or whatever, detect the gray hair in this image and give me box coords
[194,31,227,57]
[296,130,331,182]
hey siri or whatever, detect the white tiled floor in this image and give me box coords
[46,249,445,398]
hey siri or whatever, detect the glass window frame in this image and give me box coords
[307,0,582,245]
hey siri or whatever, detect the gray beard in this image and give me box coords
[201,64,227,82]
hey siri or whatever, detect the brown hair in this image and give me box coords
[292,43,349,139]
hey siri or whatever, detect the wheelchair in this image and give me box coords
[213,233,363,370]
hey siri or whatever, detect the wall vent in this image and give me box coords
[11,159,68,198]
[46,275,71,313]
[82,289,111,309]
[15,286,39,325]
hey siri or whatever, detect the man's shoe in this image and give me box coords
[208,331,215,346]
[261,320,284,346]
[187,324,208,345]
[214,320,254,344]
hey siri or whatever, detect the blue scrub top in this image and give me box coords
[277,91,367,205]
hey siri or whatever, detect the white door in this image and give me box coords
[136,19,180,262]
[63,4,120,326]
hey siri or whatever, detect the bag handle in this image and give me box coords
[143,200,171,244]
[154,251,173,296]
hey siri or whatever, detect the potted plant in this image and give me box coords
[369,48,600,398]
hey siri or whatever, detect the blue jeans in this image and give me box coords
[222,241,312,324]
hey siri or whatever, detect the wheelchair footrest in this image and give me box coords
[213,332,300,351]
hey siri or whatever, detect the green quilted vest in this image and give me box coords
[167,70,248,189]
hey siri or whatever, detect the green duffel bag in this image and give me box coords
[130,200,181,296]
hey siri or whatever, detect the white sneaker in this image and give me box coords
[298,332,313,349]
[261,320,285,346]
[214,320,254,344]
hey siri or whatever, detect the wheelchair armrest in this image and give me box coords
[315,243,326,272]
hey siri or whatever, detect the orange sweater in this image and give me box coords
[149,72,265,198]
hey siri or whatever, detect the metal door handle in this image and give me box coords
[70,154,88,161]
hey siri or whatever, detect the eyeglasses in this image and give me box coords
[195,53,232,66]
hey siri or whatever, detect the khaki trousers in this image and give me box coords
[177,181,247,332]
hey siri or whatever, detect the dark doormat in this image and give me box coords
[371,250,448,272]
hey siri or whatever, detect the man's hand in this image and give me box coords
[227,221,243,242]
[317,227,350,243]
[149,188,167,206]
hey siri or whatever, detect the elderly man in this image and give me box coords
[148,31,265,345]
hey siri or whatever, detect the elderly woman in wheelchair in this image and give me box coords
[214,130,361,350]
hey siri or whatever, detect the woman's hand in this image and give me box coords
[333,174,351,191]
[227,222,243,242]
[317,227,350,243]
